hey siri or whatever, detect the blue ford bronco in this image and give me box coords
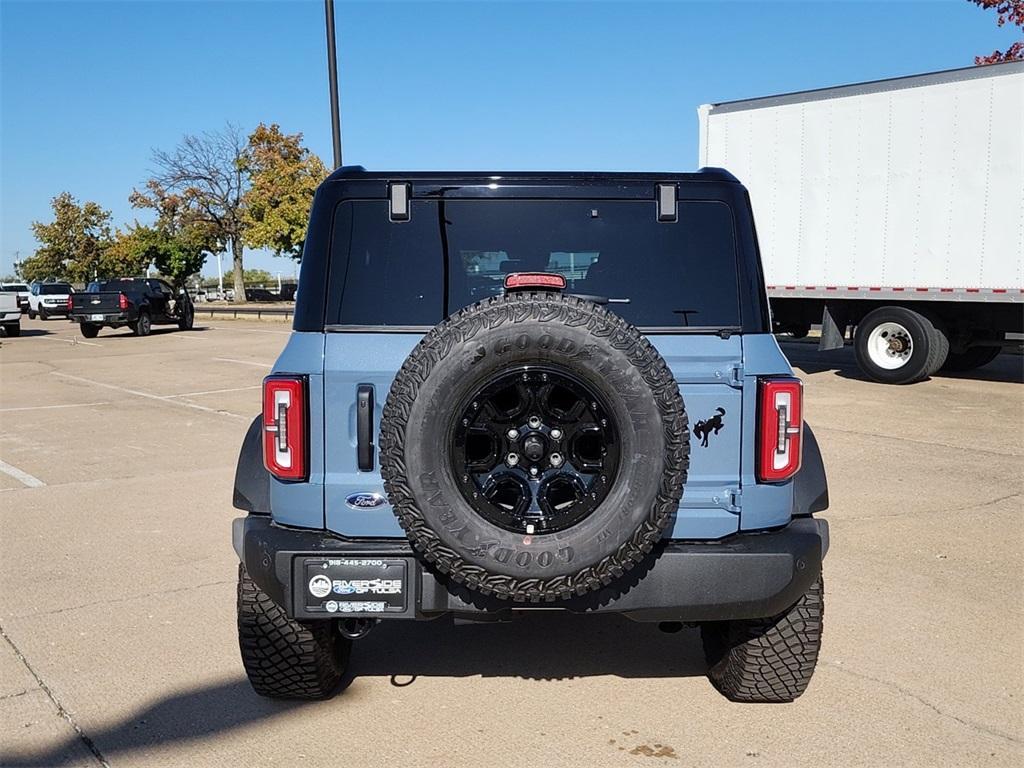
[232,167,829,703]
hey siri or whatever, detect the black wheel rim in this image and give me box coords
[451,366,620,535]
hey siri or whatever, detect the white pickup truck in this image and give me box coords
[0,291,21,337]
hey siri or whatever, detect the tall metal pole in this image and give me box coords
[324,0,343,168]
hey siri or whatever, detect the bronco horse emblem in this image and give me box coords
[693,407,726,448]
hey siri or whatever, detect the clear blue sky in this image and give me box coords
[1,0,1017,278]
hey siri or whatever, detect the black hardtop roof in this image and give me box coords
[325,165,739,184]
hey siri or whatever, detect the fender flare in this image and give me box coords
[792,422,828,516]
[233,415,271,515]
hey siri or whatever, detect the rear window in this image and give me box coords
[327,199,741,329]
[40,284,72,294]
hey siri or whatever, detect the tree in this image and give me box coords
[129,180,217,288]
[20,193,117,283]
[241,123,327,260]
[223,268,274,285]
[970,1,1024,63]
[138,124,250,301]
[107,224,210,289]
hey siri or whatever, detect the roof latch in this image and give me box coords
[389,182,410,222]
[656,183,677,222]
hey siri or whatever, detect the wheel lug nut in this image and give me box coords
[507,428,519,440]
[550,453,563,467]
[506,453,519,466]
[528,416,542,429]
[550,428,562,440]
[530,466,539,477]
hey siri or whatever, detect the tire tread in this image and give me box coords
[236,563,348,699]
[702,576,823,703]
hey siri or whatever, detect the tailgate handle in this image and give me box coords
[357,384,375,471]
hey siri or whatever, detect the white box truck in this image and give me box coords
[699,61,1023,383]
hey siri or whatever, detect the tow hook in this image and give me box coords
[338,617,378,640]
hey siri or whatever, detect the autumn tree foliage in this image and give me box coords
[970,0,1024,63]
[19,193,146,282]
[241,123,327,260]
[128,181,218,288]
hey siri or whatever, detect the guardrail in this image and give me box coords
[197,305,293,321]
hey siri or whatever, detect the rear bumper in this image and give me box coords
[70,312,127,324]
[234,515,828,623]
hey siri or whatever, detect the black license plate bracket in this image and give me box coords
[297,557,411,618]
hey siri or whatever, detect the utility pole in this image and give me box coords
[325,0,343,168]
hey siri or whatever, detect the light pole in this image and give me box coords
[325,0,343,168]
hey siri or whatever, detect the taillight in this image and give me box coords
[118,293,128,310]
[66,295,73,311]
[262,375,308,481]
[757,377,803,483]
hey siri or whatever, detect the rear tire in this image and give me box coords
[80,323,100,339]
[940,333,1003,372]
[701,575,824,703]
[237,563,350,699]
[133,310,151,337]
[3,322,21,338]
[28,309,36,320]
[854,306,947,384]
[178,301,194,330]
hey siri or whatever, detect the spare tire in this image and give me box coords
[380,292,689,602]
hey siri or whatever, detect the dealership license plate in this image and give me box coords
[89,314,104,321]
[301,557,408,615]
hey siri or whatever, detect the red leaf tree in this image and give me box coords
[970,0,1024,63]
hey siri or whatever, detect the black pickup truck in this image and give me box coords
[68,278,195,338]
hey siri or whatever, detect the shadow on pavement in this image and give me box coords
[2,615,705,766]
[352,612,707,682]
[85,326,214,340]
[1,679,306,768]
[779,340,1024,385]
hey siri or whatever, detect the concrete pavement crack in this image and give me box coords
[815,425,1022,458]
[0,688,30,701]
[0,622,110,768]
[832,491,1023,523]
[822,660,1022,746]
[11,579,234,619]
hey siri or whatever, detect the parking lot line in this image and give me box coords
[32,335,102,348]
[167,385,260,398]
[0,402,111,413]
[213,357,273,368]
[207,325,291,336]
[50,372,248,420]
[0,459,45,488]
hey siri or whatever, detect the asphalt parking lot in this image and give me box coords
[1,316,1021,767]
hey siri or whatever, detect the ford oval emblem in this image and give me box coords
[345,492,386,510]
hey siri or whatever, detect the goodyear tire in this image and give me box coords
[380,292,689,603]
[701,575,824,703]
[237,564,350,699]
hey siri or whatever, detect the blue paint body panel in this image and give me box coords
[268,332,326,529]
[262,329,800,541]
[737,334,798,531]
[322,333,421,537]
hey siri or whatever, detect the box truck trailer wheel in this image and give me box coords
[854,306,949,384]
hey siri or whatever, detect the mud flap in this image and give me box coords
[818,305,845,351]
